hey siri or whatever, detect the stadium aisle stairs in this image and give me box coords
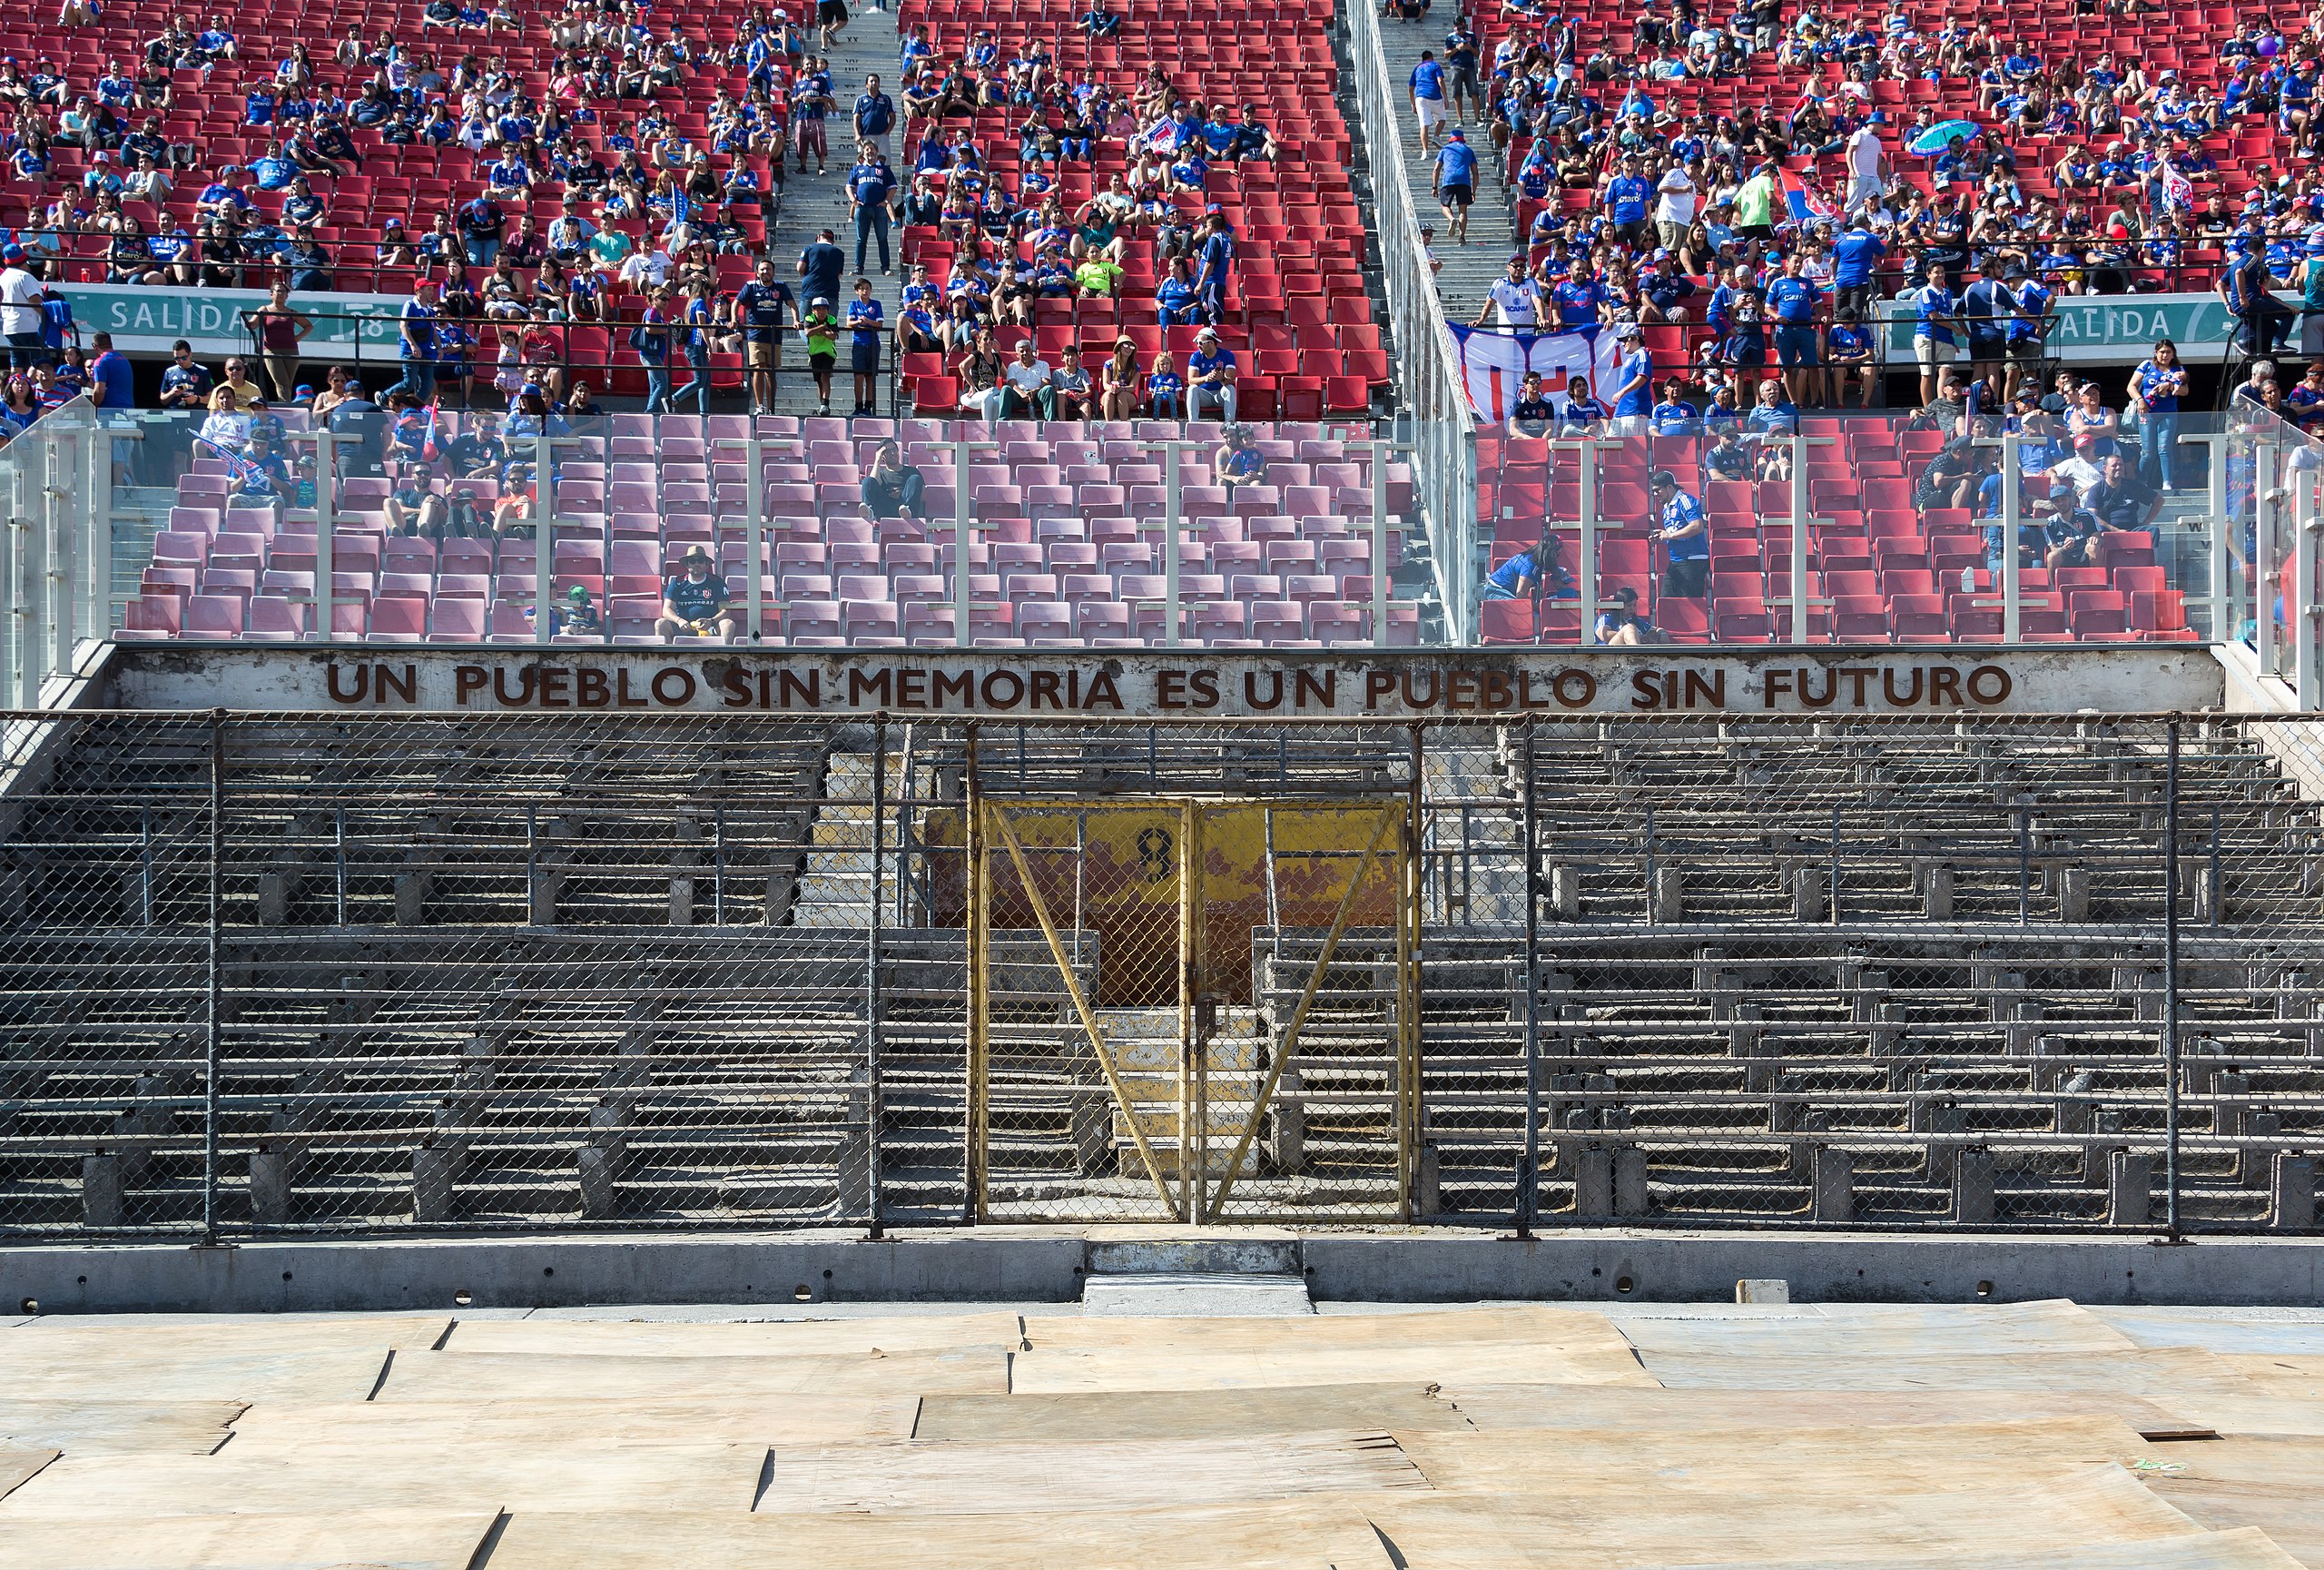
[1379,15,1513,330]
[764,5,906,420]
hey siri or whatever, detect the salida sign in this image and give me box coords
[312,651,2043,716]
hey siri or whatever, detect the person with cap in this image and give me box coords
[1844,111,1888,220]
[1764,252,1822,409]
[1509,370,1556,438]
[2219,232,2291,354]
[1476,252,1542,329]
[0,246,47,371]
[1432,129,1476,244]
[1607,321,1654,435]
[1186,326,1238,423]
[657,545,740,640]
[2003,262,2052,401]
[545,583,604,638]
[1649,467,1709,599]
[803,293,842,417]
[394,278,440,403]
[1420,224,1442,280]
[1824,307,1876,409]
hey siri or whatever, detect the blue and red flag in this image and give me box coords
[1780,169,1837,224]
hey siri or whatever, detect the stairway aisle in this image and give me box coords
[1376,13,1516,330]
[763,5,908,420]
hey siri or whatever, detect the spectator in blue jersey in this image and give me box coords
[1830,221,1885,322]
[2220,234,2291,354]
[1187,326,1238,423]
[1409,51,1448,156]
[1825,309,1875,409]
[853,73,895,162]
[1193,212,1235,323]
[1907,262,1960,407]
[1432,129,1476,244]
[1650,379,1699,433]
[1608,321,1653,435]
[2125,338,2188,494]
[1604,152,1653,249]
[845,276,884,415]
[1650,468,1709,598]
[1764,253,1822,408]
[847,144,899,274]
[1481,536,1568,601]
[395,278,440,401]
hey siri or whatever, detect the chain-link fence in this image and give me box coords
[1,708,2319,1239]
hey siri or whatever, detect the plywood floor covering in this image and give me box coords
[4,1302,2323,1570]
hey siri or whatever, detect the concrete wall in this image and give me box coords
[5,1229,2320,1313]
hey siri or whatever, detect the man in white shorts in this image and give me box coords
[1410,51,1449,156]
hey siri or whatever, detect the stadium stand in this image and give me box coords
[113,412,1424,645]
[3,711,2319,1233]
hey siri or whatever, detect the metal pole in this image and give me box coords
[953,435,974,647]
[310,429,339,641]
[533,430,555,643]
[1518,716,1540,1238]
[2000,430,2022,643]
[44,422,74,676]
[2257,438,2282,677]
[1176,797,1196,1224]
[1370,436,1391,646]
[962,721,983,1222]
[2163,716,2181,1239]
[709,433,771,643]
[2297,483,2320,710]
[203,709,224,1243]
[1164,443,1183,647]
[1577,436,1600,647]
[866,713,886,1237]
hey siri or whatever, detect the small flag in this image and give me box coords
[1780,168,1837,223]
[2160,163,2194,212]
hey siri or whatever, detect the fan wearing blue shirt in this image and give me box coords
[1909,264,1960,405]
[1649,468,1709,598]
[1409,52,1448,157]
[1433,130,1477,243]
[1604,152,1653,245]
[1830,223,1885,320]
[1764,254,1822,406]
[1609,321,1654,430]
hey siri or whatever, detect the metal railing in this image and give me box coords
[1,708,2321,1239]
[1344,0,1481,643]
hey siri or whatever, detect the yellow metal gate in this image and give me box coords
[966,795,1416,1224]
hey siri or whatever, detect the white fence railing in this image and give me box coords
[1344,0,1481,643]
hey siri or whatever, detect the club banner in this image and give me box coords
[1447,323,1624,421]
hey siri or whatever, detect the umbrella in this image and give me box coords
[1910,119,1978,155]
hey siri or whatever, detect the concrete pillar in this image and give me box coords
[247,1148,290,1226]
[2244,1111,2281,1189]
[1549,864,1581,920]
[2006,1001,2044,1057]
[2272,1154,2315,1230]
[834,1068,871,1218]
[1650,865,1682,923]
[528,864,562,927]
[1572,1145,1613,1220]
[394,849,432,925]
[1851,972,1887,1025]
[1792,865,1825,923]
[576,1146,621,1219]
[1812,1147,1853,1222]
[1613,1145,1650,1218]
[1870,1002,1905,1057]
[2108,1150,2153,1228]
[1921,863,1954,921]
[2216,1072,2250,1140]
[1269,1069,1305,1174]
[81,1152,123,1229]
[1413,1142,1443,1219]
[1073,1085,1116,1175]
[1706,967,1737,1024]
[1954,1147,1996,1225]
[2058,864,2091,923]
[412,1142,463,1223]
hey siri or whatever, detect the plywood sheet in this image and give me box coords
[441,1312,1025,1359]
[0,1348,392,1407]
[1011,1308,1649,1395]
[2149,1478,2324,1570]
[1,1441,767,1518]
[0,1447,59,1501]
[224,1395,917,1452]
[1637,1347,2267,1410]
[0,1318,451,1358]
[372,1348,1007,1402]
[2226,1357,2324,1401]
[1440,1385,2197,1439]
[1655,1526,2308,1570]
[0,1508,497,1570]
[2172,1398,2324,1439]
[1614,1300,2137,1358]
[752,1431,1427,1516]
[1395,1417,2160,1497]
[1360,1466,2209,1569]
[1024,1305,1637,1357]
[913,1382,1475,1443]
[2093,1310,2324,1357]
[0,1401,244,1456]
[488,1497,1400,1570]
